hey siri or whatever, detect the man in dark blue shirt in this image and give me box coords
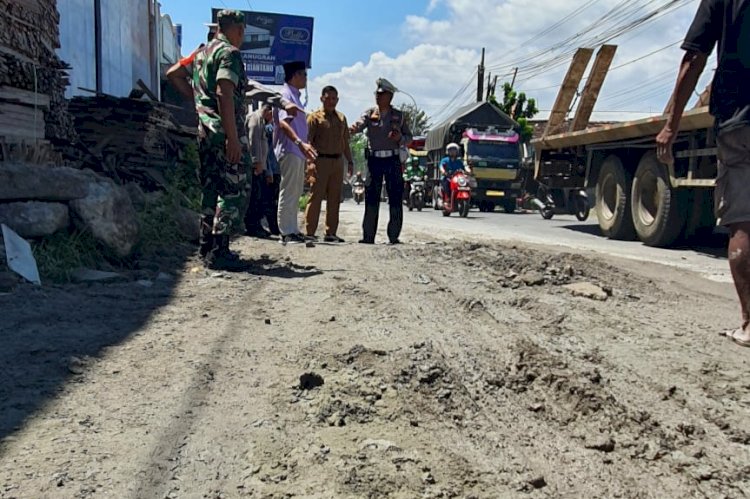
[439,143,465,199]
[657,0,750,347]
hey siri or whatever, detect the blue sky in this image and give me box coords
[160,1,438,74]
[159,1,713,125]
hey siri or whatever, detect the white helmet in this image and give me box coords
[446,143,459,153]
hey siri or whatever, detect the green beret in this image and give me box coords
[217,10,245,26]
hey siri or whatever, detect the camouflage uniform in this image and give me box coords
[192,13,249,244]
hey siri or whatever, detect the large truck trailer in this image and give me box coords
[532,45,716,247]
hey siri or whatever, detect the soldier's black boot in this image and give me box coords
[205,235,252,272]
[199,233,214,260]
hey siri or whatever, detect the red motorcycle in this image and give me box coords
[442,170,472,218]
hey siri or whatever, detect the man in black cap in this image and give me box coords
[350,78,412,244]
[273,60,318,245]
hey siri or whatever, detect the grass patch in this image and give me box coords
[135,194,186,258]
[164,142,202,212]
[32,229,113,283]
[30,144,203,283]
[299,193,310,212]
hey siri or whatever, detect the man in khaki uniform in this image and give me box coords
[304,86,354,242]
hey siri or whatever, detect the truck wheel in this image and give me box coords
[596,155,636,240]
[631,152,686,247]
[503,200,516,214]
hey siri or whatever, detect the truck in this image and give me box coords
[532,45,717,247]
[425,101,526,214]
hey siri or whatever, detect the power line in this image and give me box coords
[430,0,694,124]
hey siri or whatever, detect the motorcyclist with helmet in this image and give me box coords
[402,156,426,200]
[403,156,426,182]
[439,143,465,200]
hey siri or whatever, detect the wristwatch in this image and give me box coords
[294,139,302,146]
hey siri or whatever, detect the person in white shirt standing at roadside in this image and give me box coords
[274,61,318,245]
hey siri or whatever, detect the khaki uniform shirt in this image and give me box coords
[307,108,350,156]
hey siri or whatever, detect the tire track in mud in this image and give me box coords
[393,241,750,498]
[130,291,269,499]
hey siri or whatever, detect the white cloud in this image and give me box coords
[426,0,442,13]
[308,44,479,127]
[308,0,714,126]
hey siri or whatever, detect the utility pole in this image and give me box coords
[477,48,485,103]
[510,67,519,89]
[485,72,492,101]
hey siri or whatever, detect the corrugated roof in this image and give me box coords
[425,101,517,152]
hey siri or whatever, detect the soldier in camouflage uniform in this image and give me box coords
[189,10,251,269]
[166,11,297,269]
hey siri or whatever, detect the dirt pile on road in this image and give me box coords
[0,236,748,498]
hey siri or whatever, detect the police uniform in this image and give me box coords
[192,10,249,263]
[350,78,413,244]
[304,107,351,239]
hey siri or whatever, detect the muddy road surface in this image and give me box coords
[1,208,749,498]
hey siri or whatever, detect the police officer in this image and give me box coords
[350,78,412,244]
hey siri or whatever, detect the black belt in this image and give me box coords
[317,153,342,159]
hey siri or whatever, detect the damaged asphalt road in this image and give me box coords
[1,209,749,498]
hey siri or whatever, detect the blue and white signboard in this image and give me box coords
[212,9,314,85]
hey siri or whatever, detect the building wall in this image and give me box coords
[57,0,160,98]
[58,0,97,96]
[160,14,180,65]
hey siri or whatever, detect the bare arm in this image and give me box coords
[279,118,302,144]
[656,51,708,164]
[279,118,318,162]
[217,79,241,164]
[349,111,368,134]
[166,63,193,100]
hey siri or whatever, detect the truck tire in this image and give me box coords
[596,155,636,240]
[631,152,686,247]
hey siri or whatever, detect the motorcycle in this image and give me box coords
[535,186,589,221]
[442,170,472,218]
[352,179,365,205]
[407,175,426,212]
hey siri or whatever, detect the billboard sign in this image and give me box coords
[211,9,314,85]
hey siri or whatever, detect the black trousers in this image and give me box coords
[363,156,403,242]
[244,173,265,234]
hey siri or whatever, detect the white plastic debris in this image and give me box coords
[2,224,41,285]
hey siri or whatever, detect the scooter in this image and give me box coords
[442,170,472,218]
[353,179,365,205]
[407,175,426,212]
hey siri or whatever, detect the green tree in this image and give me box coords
[349,134,368,175]
[489,83,539,142]
[398,103,431,135]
